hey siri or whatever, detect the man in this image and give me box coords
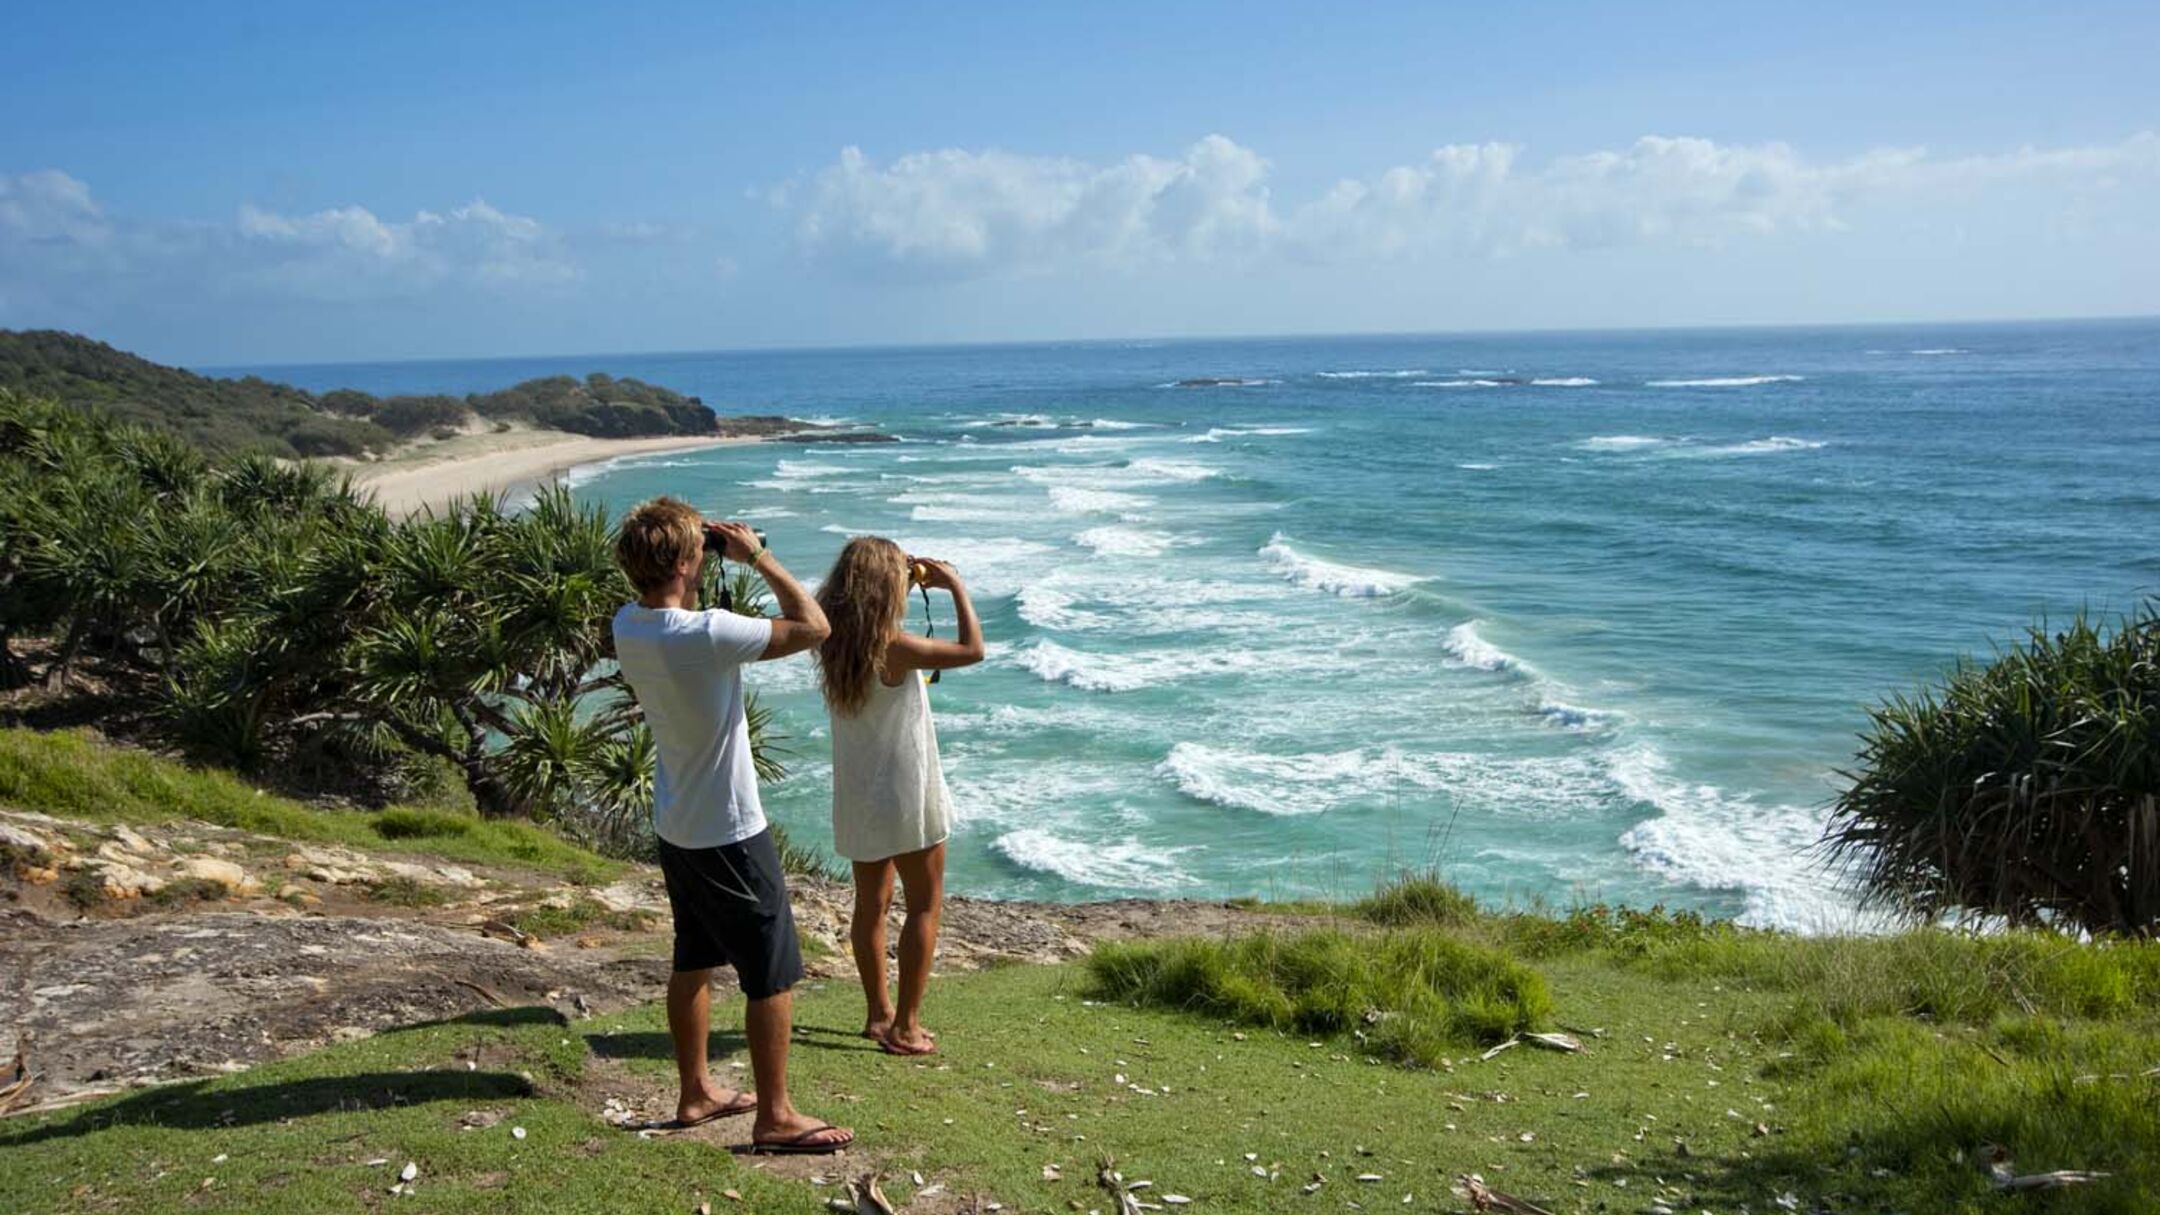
[611,496,851,1155]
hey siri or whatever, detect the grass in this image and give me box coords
[1087,928,1550,1063]
[1351,873,1479,927]
[502,898,651,939]
[363,875,450,908]
[0,727,622,881]
[7,947,2154,1214]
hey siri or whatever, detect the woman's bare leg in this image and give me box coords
[851,859,897,1038]
[888,842,946,1052]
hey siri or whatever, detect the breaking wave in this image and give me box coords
[1644,374,1804,387]
[1258,533,1422,598]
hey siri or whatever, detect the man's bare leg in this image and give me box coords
[746,989,852,1149]
[666,968,751,1123]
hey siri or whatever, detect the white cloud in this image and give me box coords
[0,175,577,315]
[792,134,1277,276]
[779,130,2160,277]
[231,198,576,297]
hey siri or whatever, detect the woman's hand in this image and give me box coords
[914,558,964,592]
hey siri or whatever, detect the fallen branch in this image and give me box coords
[452,978,507,1008]
[1457,1174,1557,1215]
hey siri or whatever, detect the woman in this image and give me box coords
[814,536,985,1056]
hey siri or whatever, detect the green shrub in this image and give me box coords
[147,876,229,908]
[1087,928,1550,1064]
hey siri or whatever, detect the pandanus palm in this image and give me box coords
[1824,602,2160,936]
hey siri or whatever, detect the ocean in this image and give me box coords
[228,318,2160,930]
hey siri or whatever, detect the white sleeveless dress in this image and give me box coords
[830,672,953,862]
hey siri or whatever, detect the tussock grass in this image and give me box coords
[1087,927,1549,1063]
[1351,873,1478,927]
[0,727,619,881]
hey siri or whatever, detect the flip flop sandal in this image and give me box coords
[649,1095,757,1130]
[878,1032,939,1057]
[750,1123,854,1155]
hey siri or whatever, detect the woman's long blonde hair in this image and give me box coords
[815,536,912,716]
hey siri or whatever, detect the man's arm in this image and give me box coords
[752,549,829,661]
[707,520,829,661]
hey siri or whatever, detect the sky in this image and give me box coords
[3,0,2158,367]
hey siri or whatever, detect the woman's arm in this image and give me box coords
[884,559,986,673]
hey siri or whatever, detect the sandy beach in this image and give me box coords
[341,428,766,517]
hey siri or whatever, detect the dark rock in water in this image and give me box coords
[784,430,900,444]
[1174,377,1262,388]
[715,414,820,438]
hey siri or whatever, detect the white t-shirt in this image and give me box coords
[611,604,775,848]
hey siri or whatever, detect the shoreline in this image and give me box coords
[341,430,768,517]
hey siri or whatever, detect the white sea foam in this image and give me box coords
[1047,486,1154,516]
[1644,374,1804,387]
[1183,425,1315,443]
[1577,435,1667,451]
[1073,525,1175,557]
[1908,348,1966,355]
[1457,462,1499,470]
[1443,621,1532,673]
[1687,436,1829,457]
[1158,742,1614,820]
[991,829,1198,890]
[1316,369,1430,379]
[1530,377,1599,387]
[1015,458,1221,492]
[1085,418,1157,430]
[1014,639,1327,692]
[1610,744,1868,931]
[733,506,796,520]
[1259,533,1421,598]
[1535,699,1614,730]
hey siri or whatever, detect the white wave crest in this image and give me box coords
[1457,462,1499,470]
[1316,369,1429,379]
[1073,525,1174,557]
[1610,745,1868,931]
[1014,639,1316,692]
[1047,486,1154,516]
[1577,435,1667,451]
[1644,374,1804,387]
[1693,436,1829,457]
[1158,741,1614,819]
[1259,533,1421,598]
[1443,621,1532,673]
[991,829,1197,890]
[1183,425,1315,443]
[1530,377,1599,387]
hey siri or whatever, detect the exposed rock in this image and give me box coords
[174,857,252,894]
[94,861,166,899]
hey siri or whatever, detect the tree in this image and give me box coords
[1824,603,2160,936]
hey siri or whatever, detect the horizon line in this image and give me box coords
[169,310,2160,376]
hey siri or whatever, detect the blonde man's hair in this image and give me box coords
[615,496,703,594]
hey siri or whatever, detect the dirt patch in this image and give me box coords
[0,807,1311,1116]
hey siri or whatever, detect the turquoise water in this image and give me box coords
[235,319,2160,928]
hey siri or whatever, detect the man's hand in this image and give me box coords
[706,521,764,563]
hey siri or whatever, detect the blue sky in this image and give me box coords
[4,1,2157,365]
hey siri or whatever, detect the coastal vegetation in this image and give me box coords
[0,330,722,458]
[1827,603,2160,936]
[0,390,781,862]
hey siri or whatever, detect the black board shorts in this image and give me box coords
[656,828,804,1000]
